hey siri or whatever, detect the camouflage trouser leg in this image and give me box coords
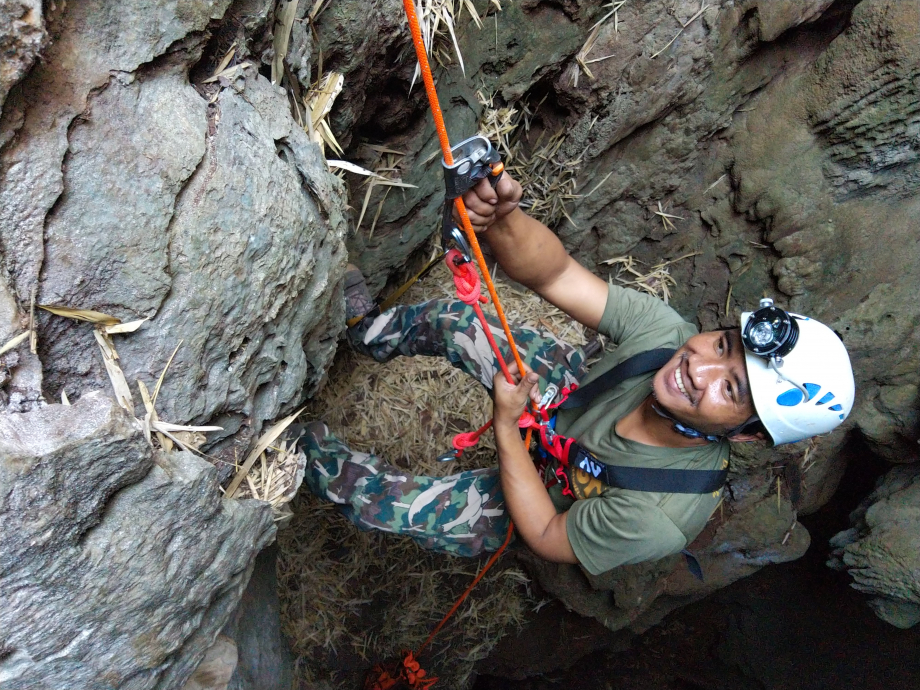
[348,298,588,393]
[301,429,509,557]
[304,299,588,557]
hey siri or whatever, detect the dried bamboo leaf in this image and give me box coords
[227,407,305,498]
[308,72,344,129]
[272,0,300,85]
[93,329,135,416]
[152,421,223,433]
[104,318,149,335]
[356,180,377,231]
[326,160,386,178]
[152,341,182,407]
[61,390,70,406]
[318,119,344,156]
[202,61,252,84]
[0,331,30,356]
[137,378,155,444]
[29,287,37,354]
[40,305,120,326]
[211,43,237,79]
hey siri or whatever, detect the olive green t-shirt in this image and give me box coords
[548,284,728,576]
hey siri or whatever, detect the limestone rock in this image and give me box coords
[0,0,45,113]
[0,391,275,688]
[0,0,349,439]
[220,544,295,690]
[829,464,920,628]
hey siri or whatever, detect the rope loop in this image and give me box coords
[445,250,487,305]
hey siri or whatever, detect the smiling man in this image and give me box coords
[298,173,855,575]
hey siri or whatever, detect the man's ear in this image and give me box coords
[727,431,766,443]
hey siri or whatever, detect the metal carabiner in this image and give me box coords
[437,448,460,462]
[538,384,559,410]
[441,203,472,263]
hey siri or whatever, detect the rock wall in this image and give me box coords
[0,1,349,688]
[829,463,920,628]
[0,392,275,688]
[0,0,348,441]
[1,0,918,686]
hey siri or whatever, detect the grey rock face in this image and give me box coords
[1,0,348,437]
[829,464,920,628]
[220,544,294,690]
[0,0,45,113]
[0,392,275,688]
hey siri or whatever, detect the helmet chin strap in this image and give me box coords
[650,401,722,443]
[650,400,760,443]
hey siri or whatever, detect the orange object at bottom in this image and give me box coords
[365,651,438,690]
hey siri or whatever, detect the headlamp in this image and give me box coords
[742,298,799,361]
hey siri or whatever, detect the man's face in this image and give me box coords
[652,329,757,436]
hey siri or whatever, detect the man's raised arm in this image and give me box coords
[461,176,608,331]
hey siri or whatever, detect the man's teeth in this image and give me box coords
[675,367,688,398]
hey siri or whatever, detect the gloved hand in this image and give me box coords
[455,173,523,233]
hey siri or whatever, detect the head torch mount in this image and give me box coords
[742,297,800,363]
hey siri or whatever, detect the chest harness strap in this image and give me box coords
[521,348,728,496]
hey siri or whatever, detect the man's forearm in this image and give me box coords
[494,422,577,564]
[482,208,570,294]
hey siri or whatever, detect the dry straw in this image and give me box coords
[476,94,585,229]
[600,251,699,304]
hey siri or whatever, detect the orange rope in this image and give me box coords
[401,0,526,382]
[416,519,515,656]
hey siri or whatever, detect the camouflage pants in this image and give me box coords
[301,298,587,557]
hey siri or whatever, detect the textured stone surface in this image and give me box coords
[221,544,295,690]
[0,392,275,688]
[829,464,920,628]
[0,0,45,113]
[0,0,349,439]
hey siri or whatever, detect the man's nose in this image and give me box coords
[688,354,724,389]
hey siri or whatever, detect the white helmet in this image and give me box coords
[741,298,855,446]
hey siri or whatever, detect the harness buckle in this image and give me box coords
[437,449,460,462]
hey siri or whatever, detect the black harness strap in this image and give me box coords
[551,347,728,495]
[560,347,676,409]
[566,443,728,494]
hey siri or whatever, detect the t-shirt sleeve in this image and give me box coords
[566,491,687,575]
[597,283,691,348]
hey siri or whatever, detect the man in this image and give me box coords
[299,174,854,576]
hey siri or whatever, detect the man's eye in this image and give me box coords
[718,338,725,355]
[727,383,734,401]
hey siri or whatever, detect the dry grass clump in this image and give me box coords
[600,252,699,305]
[508,129,584,229]
[277,261,588,689]
[476,95,584,229]
[231,437,307,526]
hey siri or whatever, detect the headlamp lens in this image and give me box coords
[742,304,799,358]
[750,321,775,347]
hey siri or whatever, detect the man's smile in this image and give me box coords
[667,353,693,406]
